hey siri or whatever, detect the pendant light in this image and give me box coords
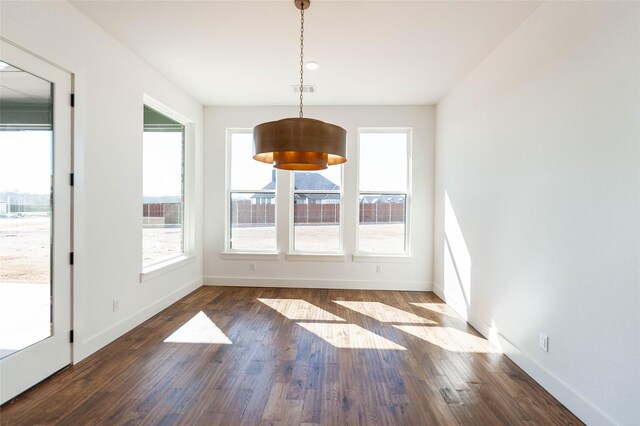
[253,0,347,171]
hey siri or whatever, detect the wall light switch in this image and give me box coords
[539,333,549,352]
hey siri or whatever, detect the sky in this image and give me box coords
[143,132,183,197]
[0,130,407,196]
[230,133,343,191]
[359,132,408,192]
[0,131,184,197]
[0,131,52,194]
[230,132,407,192]
[230,133,277,190]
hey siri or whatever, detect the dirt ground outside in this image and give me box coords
[0,217,51,284]
[1,217,406,283]
[231,223,405,253]
[143,226,183,265]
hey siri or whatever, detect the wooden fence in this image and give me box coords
[230,200,405,226]
[143,203,182,225]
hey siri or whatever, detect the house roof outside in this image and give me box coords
[361,195,406,204]
[254,171,340,201]
[252,174,406,203]
[259,171,340,192]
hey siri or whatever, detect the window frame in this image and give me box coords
[224,128,278,254]
[140,95,194,280]
[355,127,412,257]
[288,166,345,255]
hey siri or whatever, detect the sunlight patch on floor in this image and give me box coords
[297,322,406,350]
[164,311,232,344]
[258,298,345,321]
[411,302,462,320]
[393,325,499,353]
[334,301,436,324]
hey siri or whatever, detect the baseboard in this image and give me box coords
[75,278,202,362]
[434,282,616,426]
[432,282,445,302]
[204,276,431,292]
[432,282,470,321]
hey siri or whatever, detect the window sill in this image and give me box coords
[286,253,346,262]
[352,254,413,263]
[140,254,196,283]
[221,252,280,260]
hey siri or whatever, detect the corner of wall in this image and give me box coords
[74,277,202,363]
[434,284,616,425]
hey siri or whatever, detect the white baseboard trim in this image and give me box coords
[204,276,431,292]
[433,282,616,426]
[432,283,445,301]
[75,278,202,362]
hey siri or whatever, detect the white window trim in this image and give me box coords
[140,254,196,282]
[356,127,412,257]
[220,252,280,260]
[141,95,195,277]
[224,128,278,254]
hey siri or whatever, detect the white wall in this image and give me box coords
[1,1,204,362]
[434,2,639,425]
[204,106,434,291]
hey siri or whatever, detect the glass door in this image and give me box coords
[0,40,72,405]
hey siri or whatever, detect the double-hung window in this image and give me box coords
[142,105,185,266]
[358,129,411,255]
[227,130,276,252]
[292,167,342,253]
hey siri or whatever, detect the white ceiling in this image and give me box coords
[70,1,540,106]
[0,62,52,104]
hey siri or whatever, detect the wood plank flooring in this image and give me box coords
[0,286,582,425]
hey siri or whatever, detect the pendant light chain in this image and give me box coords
[299,4,305,118]
[252,0,347,171]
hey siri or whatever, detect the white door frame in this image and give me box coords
[0,39,74,405]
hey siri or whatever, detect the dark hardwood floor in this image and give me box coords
[0,286,582,425]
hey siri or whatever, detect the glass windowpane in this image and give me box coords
[0,60,53,358]
[230,192,276,251]
[292,168,342,253]
[230,133,273,191]
[294,169,340,191]
[142,107,184,266]
[358,194,406,253]
[227,131,276,251]
[358,130,409,254]
[359,133,407,192]
[294,194,340,252]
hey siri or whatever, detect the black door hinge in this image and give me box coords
[70,330,74,343]
[70,252,74,265]
[70,173,74,186]
[70,94,75,107]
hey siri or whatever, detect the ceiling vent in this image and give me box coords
[292,85,316,94]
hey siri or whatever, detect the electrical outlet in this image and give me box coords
[539,333,549,352]
[113,299,120,312]
[250,262,256,271]
[376,265,382,273]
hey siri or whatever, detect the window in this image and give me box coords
[292,167,342,253]
[227,130,276,252]
[358,129,410,254]
[142,105,185,266]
